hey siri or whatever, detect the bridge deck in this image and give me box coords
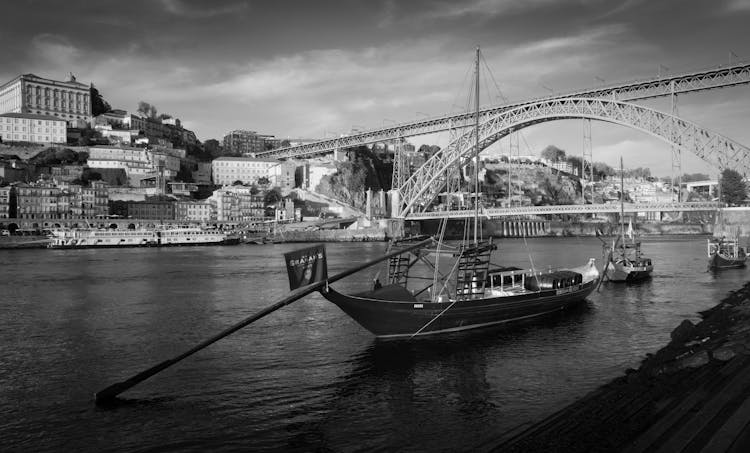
[404,202,721,219]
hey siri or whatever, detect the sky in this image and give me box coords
[2,0,750,177]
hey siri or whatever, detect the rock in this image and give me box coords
[680,350,710,369]
[671,320,695,342]
[712,348,736,362]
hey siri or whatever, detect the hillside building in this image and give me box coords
[211,156,281,186]
[0,112,67,144]
[0,73,91,127]
[222,130,279,155]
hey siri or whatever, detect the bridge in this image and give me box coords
[405,202,722,220]
[256,61,750,160]
[255,60,750,221]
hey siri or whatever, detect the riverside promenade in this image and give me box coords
[492,282,750,452]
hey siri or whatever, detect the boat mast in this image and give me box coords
[620,156,625,247]
[474,45,480,244]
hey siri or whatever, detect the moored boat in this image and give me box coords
[602,157,653,283]
[48,226,234,248]
[285,238,599,338]
[707,235,747,269]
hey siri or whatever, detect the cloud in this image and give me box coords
[724,0,750,12]
[159,0,248,18]
[31,34,81,68]
[424,0,565,20]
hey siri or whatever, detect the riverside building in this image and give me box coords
[0,73,91,127]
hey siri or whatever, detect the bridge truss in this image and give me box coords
[397,98,750,217]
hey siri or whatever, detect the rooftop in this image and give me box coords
[0,112,67,122]
[213,156,280,163]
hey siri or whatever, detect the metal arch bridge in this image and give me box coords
[397,97,750,218]
[405,202,722,220]
[255,61,750,160]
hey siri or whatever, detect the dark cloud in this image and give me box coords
[0,0,749,176]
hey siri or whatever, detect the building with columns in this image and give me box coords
[0,73,92,127]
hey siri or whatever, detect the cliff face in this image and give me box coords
[713,207,750,238]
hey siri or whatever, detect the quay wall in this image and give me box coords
[414,219,712,239]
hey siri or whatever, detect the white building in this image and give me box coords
[211,157,280,186]
[87,145,183,182]
[0,112,67,144]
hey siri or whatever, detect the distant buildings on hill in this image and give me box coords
[222,130,281,155]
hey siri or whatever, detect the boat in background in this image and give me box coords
[48,225,236,249]
[707,232,747,269]
[602,157,653,283]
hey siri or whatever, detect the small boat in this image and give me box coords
[603,238,654,282]
[602,157,653,282]
[707,235,747,269]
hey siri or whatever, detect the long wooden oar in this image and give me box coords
[597,250,613,292]
[95,238,433,404]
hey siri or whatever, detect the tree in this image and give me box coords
[539,174,573,205]
[257,176,270,186]
[232,180,244,186]
[137,101,158,119]
[90,85,111,116]
[202,139,222,158]
[541,145,566,162]
[720,168,747,206]
[264,187,283,206]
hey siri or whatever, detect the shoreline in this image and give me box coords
[491,280,750,452]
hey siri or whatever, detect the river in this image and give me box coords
[1,236,746,452]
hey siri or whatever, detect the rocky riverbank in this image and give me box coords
[492,281,750,452]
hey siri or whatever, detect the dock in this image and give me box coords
[493,282,750,452]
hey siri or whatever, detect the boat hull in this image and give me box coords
[321,280,597,339]
[605,263,653,282]
[708,254,747,269]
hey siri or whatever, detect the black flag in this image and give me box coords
[284,244,328,290]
